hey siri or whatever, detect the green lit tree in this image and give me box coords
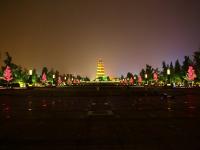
[161,61,167,82]
[169,61,175,82]
[107,76,111,81]
[134,74,138,85]
[145,64,154,81]
[175,59,181,74]
[21,68,29,83]
[32,69,38,83]
[85,76,90,81]
[0,69,3,77]
[77,75,82,81]
[13,66,24,82]
[54,70,60,85]
[48,68,55,83]
[98,76,103,81]
[140,69,145,80]
[174,59,182,84]
[126,72,134,80]
[120,75,124,80]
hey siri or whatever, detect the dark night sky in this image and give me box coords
[0,0,200,78]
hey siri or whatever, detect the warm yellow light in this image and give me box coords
[29,70,32,75]
[167,69,170,75]
[53,74,55,79]
[145,74,148,79]
[96,59,105,78]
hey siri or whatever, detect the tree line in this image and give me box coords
[123,49,200,86]
[0,48,200,87]
[0,52,90,87]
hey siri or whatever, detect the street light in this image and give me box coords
[28,69,33,86]
[29,69,32,76]
[145,73,148,85]
[145,74,148,79]
[133,76,136,85]
[167,68,171,86]
[52,74,56,86]
[167,68,170,75]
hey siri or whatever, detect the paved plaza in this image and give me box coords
[0,87,200,149]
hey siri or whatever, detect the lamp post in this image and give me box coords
[29,70,33,76]
[52,74,55,86]
[167,68,171,86]
[145,73,148,85]
[134,76,136,80]
[134,76,136,85]
[64,76,67,86]
[28,69,33,86]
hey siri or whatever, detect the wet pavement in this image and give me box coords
[0,87,200,149]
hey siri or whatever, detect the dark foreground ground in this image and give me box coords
[0,86,200,150]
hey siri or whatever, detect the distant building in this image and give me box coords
[96,59,106,80]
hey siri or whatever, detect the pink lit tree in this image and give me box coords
[124,79,128,85]
[73,79,77,84]
[153,72,158,81]
[138,75,142,85]
[129,77,134,85]
[3,66,13,85]
[41,72,47,83]
[187,66,196,81]
[57,76,62,85]
[67,78,71,85]
[77,79,80,84]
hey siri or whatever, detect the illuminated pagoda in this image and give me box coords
[96,59,106,80]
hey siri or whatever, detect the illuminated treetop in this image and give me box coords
[153,72,158,81]
[42,72,47,82]
[138,75,142,84]
[3,66,13,82]
[129,77,134,85]
[187,66,196,81]
[57,76,62,85]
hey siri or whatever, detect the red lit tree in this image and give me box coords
[187,66,196,81]
[77,79,80,84]
[57,76,62,85]
[120,79,123,84]
[73,79,77,84]
[67,78,71,85]
[3,66,13,83]
[129,77,134,85]
[124,79,128,85]
[41,72,47,83]
[153,72,158,81]
[138,75,142,85]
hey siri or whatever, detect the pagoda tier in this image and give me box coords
[96,59,105,78]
